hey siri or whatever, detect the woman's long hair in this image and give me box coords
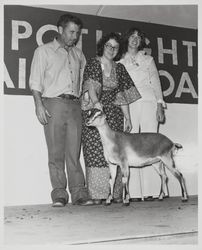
[122,27,146,55]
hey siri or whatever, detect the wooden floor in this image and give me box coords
[4,196,198,245]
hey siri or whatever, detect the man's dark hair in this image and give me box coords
[57,14,83,29]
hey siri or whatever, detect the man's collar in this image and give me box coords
[52,38,61,51]
[53,38,75,52]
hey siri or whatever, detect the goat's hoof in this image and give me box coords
[104,201,111,206]
[123,202,130,206]
[158,198,163,201]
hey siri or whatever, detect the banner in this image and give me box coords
[4,5,198,104]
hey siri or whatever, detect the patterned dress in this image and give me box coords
[81,57,141,200]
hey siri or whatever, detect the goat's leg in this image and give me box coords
[165,169,170,198]
[153,162,169,200]
[158,162,170,198]
[105,164,117,205]
[120,164,130,206]
[161,155,188,202]
[160,163,170,198]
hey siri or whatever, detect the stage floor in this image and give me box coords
[4,196,198,245]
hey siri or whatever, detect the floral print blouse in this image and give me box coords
[81,56,141,110]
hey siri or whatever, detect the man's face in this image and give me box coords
[59,21,81,47]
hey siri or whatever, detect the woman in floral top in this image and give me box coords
[81,32,141,205]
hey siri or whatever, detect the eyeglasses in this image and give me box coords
[105,43,119,52]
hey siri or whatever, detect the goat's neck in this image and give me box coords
[96,121,116,144]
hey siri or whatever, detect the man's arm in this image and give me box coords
[79,51,87,96]
[32,90,51,125]
[29,48,51,125]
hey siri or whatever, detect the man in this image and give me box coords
[29,14,93,207]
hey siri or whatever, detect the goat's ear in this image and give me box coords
[88,110,92,116]
[97,110,103,116]
[96,109,104,117]
[102,112,107,119]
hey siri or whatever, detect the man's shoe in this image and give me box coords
[74,198,94,206]
[52,198,66,207]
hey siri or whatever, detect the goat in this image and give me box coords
[86,108,188,206]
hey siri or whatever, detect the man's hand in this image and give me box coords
[35,103,51,125]
[32,90,51,125]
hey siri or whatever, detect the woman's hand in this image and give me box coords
[124,118,132,132]
[121,104,132,132]
[156,103,165,123]
[94,102,103,111]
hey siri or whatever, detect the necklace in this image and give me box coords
[130,54,139,66]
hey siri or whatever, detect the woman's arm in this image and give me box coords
[114,63,141,106]
[149,58,166,122]
[149,58,164,103]
[88,84,103,110]
[120,104,132,132]
[81,58,103,110]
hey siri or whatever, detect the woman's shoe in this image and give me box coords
[93,199,102,205]
[144,196,154,201]
[113,198,123,203]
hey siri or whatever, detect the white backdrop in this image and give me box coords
[3,4,198,206]
[3,95,198,206]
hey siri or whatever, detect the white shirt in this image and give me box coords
[119,51,164,104]
[29,38,86,98]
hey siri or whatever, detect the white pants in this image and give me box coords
[129,100,161,198]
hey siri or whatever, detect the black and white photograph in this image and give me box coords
[1,0,200,249]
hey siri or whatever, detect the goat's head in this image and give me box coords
[86,108,106,127]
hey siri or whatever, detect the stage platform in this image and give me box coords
[4,196,198,245]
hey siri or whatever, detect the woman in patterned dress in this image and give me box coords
[81,32,141,205]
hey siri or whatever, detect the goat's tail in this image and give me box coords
[172,143,183,156]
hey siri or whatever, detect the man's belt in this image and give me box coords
[58,94,79,100]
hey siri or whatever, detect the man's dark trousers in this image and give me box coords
[43,97,87,204]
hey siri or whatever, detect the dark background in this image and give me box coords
[4,5,198,104]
